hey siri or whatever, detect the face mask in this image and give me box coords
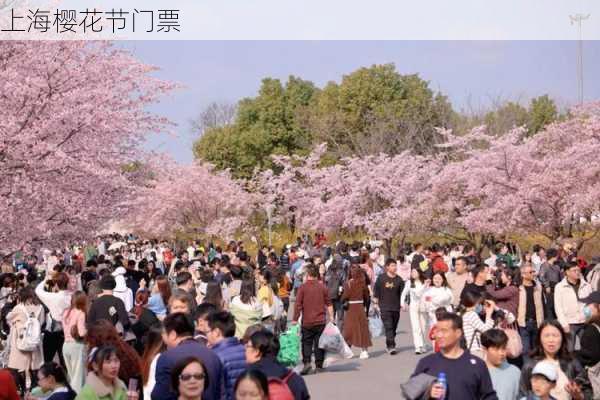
[583,305,593,320]
[475,304,483,314]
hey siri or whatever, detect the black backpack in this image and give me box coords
[326,257,347,300]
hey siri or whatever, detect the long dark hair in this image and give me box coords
[204,281,223,310]
[432,271,450,288]
[410,268,426,288]
[156,275,171,305]
[240,279,256,305]
[458,289,483,315]
[85,320,142,381]
[134,289,150,319]
[530,319,572,361]
[141,326,165,385]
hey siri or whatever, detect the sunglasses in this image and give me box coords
[179,373,205,382]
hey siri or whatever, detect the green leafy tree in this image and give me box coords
[483,101,529,136]
[305,63,454,157]
[528,94,558,136]
[193,76,317,178]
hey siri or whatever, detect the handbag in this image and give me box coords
[501,322,523,358]
[468,329,481,351]
[71,324,84,342]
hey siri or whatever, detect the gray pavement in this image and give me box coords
[301,310,421,400]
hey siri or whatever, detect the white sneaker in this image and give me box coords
[359,350,369,359]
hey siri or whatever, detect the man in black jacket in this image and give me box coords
[374,258,405,354]
[87,275,130,331]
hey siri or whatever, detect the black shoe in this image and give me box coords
[300,365,314,376]
[315,367,325,373]
[388,348,398,355]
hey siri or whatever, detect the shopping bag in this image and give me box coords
[368,309,384,338]
[277,324,300,367]
[318,322,346,353]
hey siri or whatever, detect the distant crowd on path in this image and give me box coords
[0,234,599,400]
[404,241,600,400]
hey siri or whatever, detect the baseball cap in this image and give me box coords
[581,291,600,305]
[531,361,558,382]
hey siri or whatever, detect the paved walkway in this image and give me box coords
[302,310,421,400]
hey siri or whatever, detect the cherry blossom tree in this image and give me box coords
[259,144,440,255]
[427,101,600,248]
[0,41,176,257]
[124,158,255,240]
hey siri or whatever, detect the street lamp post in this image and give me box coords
[570,13,591,105]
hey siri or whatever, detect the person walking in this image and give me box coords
[35,272,70,368]
[460,291,496,359]
[401,268,428,354]
[62,291,88,393]
[292,264,334,375]
[519,320,592,400]
[373,258,404,355]
[517,262,545,357]
[152,313,223,400]
[7,287,45,395]
[205,312,246,400]
[554,261,593,352]
[447,257,470,309]
[539,248,562,319]
[341,265,373,360]
[87,275,130,333]
[410,312,497,400]
[420,272,454,338]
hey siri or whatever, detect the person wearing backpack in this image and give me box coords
[245,330,310,400]
[6,287,45,395]
[324,255,347,328]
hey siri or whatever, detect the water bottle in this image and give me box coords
[436,372,447,400]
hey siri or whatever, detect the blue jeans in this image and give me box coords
[519,320,538,359]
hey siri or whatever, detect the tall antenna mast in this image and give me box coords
[570,13,590,105]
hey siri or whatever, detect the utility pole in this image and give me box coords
[265,204,274,247]
[570,13,590,105]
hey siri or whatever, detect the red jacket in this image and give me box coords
[0,369,19,400]
[293,279,331,327]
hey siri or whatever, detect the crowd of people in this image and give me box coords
[405,241,600,400]
[0,234,598,400]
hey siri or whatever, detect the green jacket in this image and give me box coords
[230,299,263,339]
[75,373,127,400]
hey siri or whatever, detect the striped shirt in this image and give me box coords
[462,310,494,352]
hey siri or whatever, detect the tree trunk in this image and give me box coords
[383,238,392,259]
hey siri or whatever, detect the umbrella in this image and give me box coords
[108,241,127,251]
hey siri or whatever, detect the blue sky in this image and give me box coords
[119,41,600,163]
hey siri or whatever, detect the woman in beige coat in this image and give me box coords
[7,286,45,394]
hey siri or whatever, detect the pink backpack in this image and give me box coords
[268,371,295,400]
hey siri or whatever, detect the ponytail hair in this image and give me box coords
[38,362,73,392]
[458,289,483,315]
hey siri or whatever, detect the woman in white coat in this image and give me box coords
[401,268,428,354]
[7,287,45,394]
[419,271,453,344]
